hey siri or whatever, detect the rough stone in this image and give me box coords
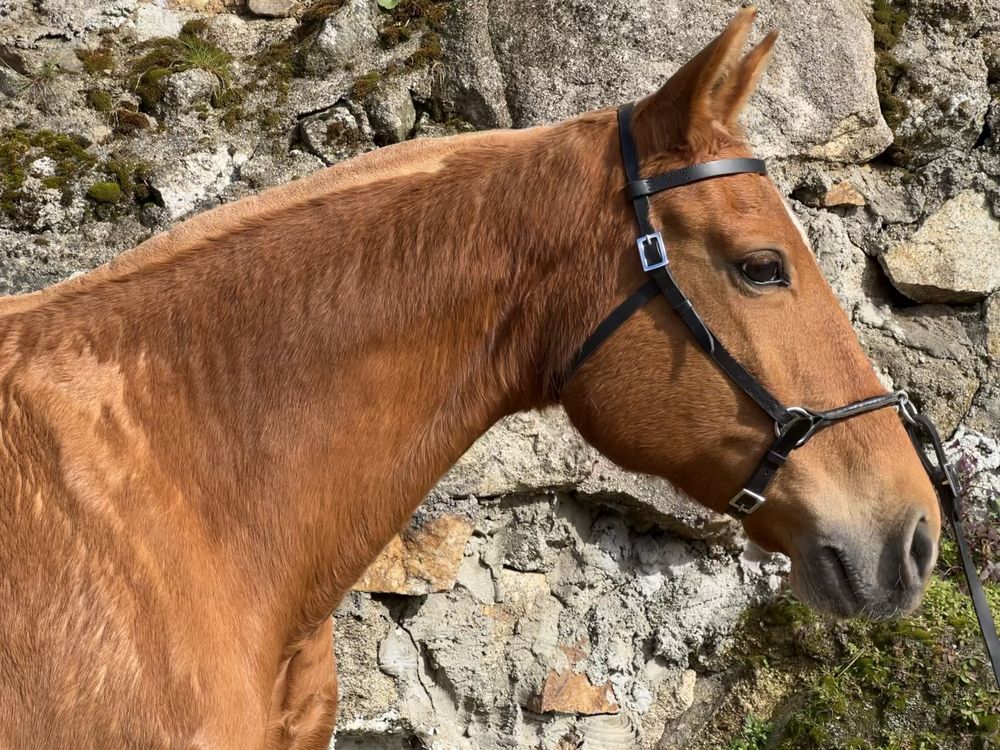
[334,492,781,748]
[532,669,619,715]
[890,23,990,166]
[450,0,890,161]
[165,0,230,11]
[239,148,325,191]
[439,408,736,544]
[152,144,246,220]
[299,105,366,165]
[986,292,1000,364]
[366,78,418,145]
[860,314,981,436]
[131,3,183,42]
[880,190,1000,303]
[333,594,399,728]
[300,0,377,74]
[247,0,300,18]
[822,180,866,207]
[162,68,218,110]
[33,0,137,35]
[353,513,475,595]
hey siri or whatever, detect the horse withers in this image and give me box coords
[0,7,938,748]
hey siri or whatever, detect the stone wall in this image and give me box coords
[1,0,999,746]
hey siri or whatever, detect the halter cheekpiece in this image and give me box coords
[562,102,1000,687]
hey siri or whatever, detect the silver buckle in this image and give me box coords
[636,232,667,271]
[728,488,766,518]
[896,390,920,426]
[773,406,822,448]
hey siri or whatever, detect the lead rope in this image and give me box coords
[900,403,1000,688]
[560,103,1000,689]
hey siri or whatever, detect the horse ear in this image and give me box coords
[714,29,778,128]
[632,6,760,153]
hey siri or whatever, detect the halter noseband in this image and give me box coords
[561,103,1000,687]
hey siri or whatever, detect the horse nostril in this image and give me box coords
[903,515,936,590]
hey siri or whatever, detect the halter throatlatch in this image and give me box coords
[563,102,1000,688]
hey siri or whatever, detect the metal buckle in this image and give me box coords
[943,462,963,497]
[729,488,766,518]
[636,232,667,271]
[773,407,822,448]
[896,390,920,426]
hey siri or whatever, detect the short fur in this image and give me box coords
[0,9,939,747]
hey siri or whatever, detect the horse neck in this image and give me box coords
[6,111,625,641]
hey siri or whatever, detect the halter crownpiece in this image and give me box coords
[561,102,1000,688]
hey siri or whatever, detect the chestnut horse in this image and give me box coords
[0,8,939,749]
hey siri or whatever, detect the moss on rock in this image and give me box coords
[76,46,114,76]
[869,0,911,141]
[0,128,96,222]
[124,29,233,114]
[85,88,114,112]
[350,71,382,100]
[112,107,151,136]
[707,543,1000,750]
[86,181,122,204]
[295,0,347,42]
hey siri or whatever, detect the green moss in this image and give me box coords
[377,0,448,63]
[350,71,382,100]
[405,30,442,69]
[723,716,772,750]
[220,105,245,131]
[871,0,909,50]
[262,109,283,129]
[180,18,209,37]
[869,0,911,140]
[84,158,154,220]
[211,83,242,109]
[253,39,298,103]
[101,157,153,202]
[378,23,412,49]
[876,51,909,132]
[325,118,361,150]
[86,181,122,204]
[76,47,113,75]
[85,88,113,112]
[295,0,347,42]
[112,107,150,136]
[710,551,1000,750]
[383,0,448,27]
[132,64,173,112]
[0,128,98,222]
[124,31,233,113]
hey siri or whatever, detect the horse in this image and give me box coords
[0,7,940,748]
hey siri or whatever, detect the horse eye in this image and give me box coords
[738,256,786,286]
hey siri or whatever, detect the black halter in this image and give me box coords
[562,102,1000,688]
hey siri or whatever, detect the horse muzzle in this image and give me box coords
[790,511,938,619]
